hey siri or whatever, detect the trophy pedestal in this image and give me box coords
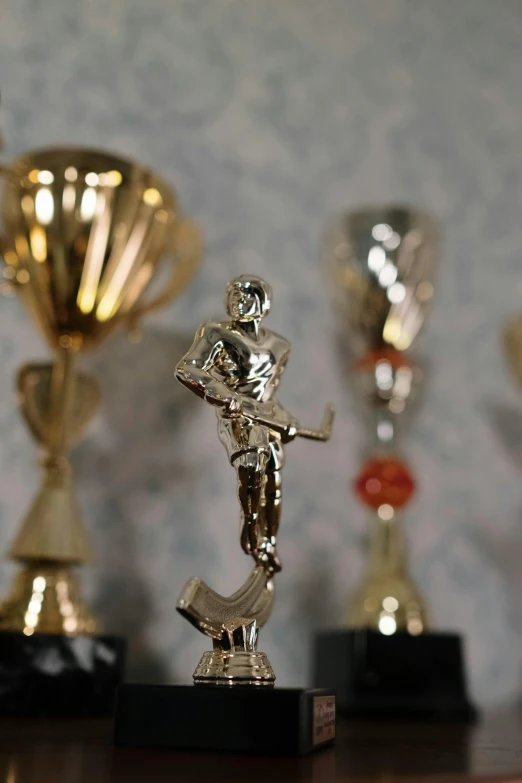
[313,629,476,722]
[0,631,126,717]
[114,684,336,755]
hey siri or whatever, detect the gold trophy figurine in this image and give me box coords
[314,207,475,722]
[0,147,200,642]
[175,275,334,685]
[115,275,336,755]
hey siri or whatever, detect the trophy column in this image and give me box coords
[313,207,476,721]
[0,345,97,636]
[0,146,200,716]
[347,347,428,633]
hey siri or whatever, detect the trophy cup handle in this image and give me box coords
[127,218,202,329]
[0,160,27,181]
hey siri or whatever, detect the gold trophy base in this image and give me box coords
[346,573,429,636]
[193,649,276,686]
[0,562,97,636]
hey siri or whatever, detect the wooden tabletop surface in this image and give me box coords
[1,710,522,782]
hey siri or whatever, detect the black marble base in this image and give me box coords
[114,684,336,755]
[313,629,476,722]
[0,630,126,717]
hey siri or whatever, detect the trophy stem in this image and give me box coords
[0,347,97,634]
[345,341,430,636]
[346,509,429,635]
[47,345,77,455]
[9,347,92,564]
[367,510,408,576]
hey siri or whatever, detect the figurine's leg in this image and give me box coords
[235,450,268,559]
[257,437,284,575]
[260,467,282,574]
[265,468,282,543]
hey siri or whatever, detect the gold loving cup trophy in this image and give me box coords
[314,206,475,721]
[115,275,337,755]
[0,147,200,716]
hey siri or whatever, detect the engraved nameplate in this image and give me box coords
[313,694,336,746]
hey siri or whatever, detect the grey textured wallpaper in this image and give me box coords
[0,0,522,705]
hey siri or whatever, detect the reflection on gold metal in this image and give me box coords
[80,186,97,222]
[37,170,54,185]
[6,759,17,783]
[29,225,47,262]
[327,208,437,355]
[64,166,78,183]
[324,206,438,634]
[34,187,54,225]
[143,187,162,207]
[106,170,122,187]
[347,506,428,635]
[1,563,96,636]
[0,146,201,634]
[175,275,333,684]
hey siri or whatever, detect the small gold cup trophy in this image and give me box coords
[313,207,475,721]
[115,275,337,755]
[0,147,200,716]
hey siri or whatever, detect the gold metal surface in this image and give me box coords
[503,313,522,389]
[346,508,428,636]
[175,275,333,684]
[327,207,437,355]
[11,360,99,564]
[0,146,201,634]
[0,563,96,635]
[1,147,200,348]
[193,650,275,687]
[324,207,437,635]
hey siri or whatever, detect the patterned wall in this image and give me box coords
[0,0,521,705]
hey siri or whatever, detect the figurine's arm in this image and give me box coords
[175,324,241,415]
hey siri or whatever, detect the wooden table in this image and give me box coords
[1,711,522,782]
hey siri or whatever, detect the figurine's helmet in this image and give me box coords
[225,275,272,321]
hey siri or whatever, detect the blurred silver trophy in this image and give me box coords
[315,207,475,721]
[325,206,437,634]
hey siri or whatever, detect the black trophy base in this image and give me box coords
[0,630,126,717]
[115,684,336,756]
[313,629,476,722]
